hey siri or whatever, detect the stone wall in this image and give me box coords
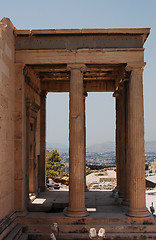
[24,66,41,161]
[14,64,41,211]
[0,18,15,221]
[25,68,41,195]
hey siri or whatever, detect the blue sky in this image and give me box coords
[1,0,156,146]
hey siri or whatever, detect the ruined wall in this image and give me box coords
[0,18,15,220]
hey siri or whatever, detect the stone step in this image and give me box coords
[3,224,23,240]
[59,224,156,234]
[27,233,51,240]
[26,232,156,240]
[17,233,28,240]
[24,223,156,234]
[58,232,156,240]
[0,211,17,240]
[19,213,155,225]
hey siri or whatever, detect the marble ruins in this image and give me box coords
[0,18,155,239]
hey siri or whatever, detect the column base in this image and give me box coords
[127,207,151,218]
[64,207,89,218]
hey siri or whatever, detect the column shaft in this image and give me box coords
[115,98,120,191]
[65,64,88,217]
[116,93,125,198]
[122,81,130,205]
[38,91,47,192]
[127,66,149,217]
[119,87,126,199]
[84,93,88,191]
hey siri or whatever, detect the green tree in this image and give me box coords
[46,149,65,179]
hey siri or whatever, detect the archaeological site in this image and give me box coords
[0,17,156,239]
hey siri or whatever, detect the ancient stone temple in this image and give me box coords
[0,18,155,239]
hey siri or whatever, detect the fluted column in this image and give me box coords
[116,92,125,198]
[119,86,126,199]
[122,81,130,206]
[115,97,120,191]
[83,92,88,191]
[65,64,88,217]
[126,63,149,217]
[38,90,47,192]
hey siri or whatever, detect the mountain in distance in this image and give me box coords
[46,142,68,153]
[87,141,115,153]
[46,141,115,153]
[145,141,156,153]
[87,141,156,153]
[47,141,156,154]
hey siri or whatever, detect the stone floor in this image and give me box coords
[30,189,156,220]
[32,190,122,212]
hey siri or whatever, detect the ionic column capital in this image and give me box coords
[125,62,146,72]
[67,63,87,73]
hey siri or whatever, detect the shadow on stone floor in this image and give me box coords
[28,190,124,216]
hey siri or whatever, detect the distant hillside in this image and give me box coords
[145,141,156,153]
[87,141,115,153]
[46,141,156,154]
[46,141,115,153]
[46,142,68,153]
[87,141,156,153]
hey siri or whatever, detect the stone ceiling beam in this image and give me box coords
[41,80,115,92]
[15,48,144,65]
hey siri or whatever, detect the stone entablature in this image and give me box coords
[14,28,149,50]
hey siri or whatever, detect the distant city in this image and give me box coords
[47,141,156,167]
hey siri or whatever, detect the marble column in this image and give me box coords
[116,92,125,198]
[122,81,130,206]
[84,92,88,191]
[65,64,88,217]
[119,86,126,199]
[115,97,120,192]
[126,63,150,217]
[38,90,47,192]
